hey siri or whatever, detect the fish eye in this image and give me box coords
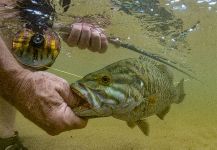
[100,75,111,85]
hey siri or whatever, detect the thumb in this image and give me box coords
[47,103,88,135]
[57,80,82,108]
[62,106,88,130]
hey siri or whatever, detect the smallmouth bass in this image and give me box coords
[71,56,185,135]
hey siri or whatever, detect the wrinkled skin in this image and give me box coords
[0,22,108,135]
[15,23,107,134]
[12,70,87,135]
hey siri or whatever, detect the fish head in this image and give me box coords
[71,61,136,118]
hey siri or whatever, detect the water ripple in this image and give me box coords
[165,0,188,11]
[166,0,217,12]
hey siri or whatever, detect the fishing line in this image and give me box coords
[45,66,83,78]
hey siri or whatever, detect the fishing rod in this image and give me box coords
[107,36,199,81]
[0,1,198,80]
[53,23,199,81]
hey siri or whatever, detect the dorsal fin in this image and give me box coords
[138,55,199,81]
[139,56,174,81]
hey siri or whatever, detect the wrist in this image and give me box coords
[0,67,31,103]
[0,35,31,103]
[0,52,31,95]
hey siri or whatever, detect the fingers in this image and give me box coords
[60,105,88,130]
[78,24,91,49]
[67,23,82,47]
[89,28,101,52]
[38,71,82,108]
[66,23,108,53]
[37,92,87,136]
[51,77,88,132]
[99,33,108,53]
[56,79,82,108]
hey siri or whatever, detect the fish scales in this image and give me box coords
[71,56,185,135]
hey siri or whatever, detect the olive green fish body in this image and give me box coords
[71,56,185,135]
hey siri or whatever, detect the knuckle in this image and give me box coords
[82,27,91,33]
[71,23,82,31]
[60,78,68,84]
[91,32,100,39]
[101,34,107,41]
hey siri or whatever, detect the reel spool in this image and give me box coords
[12,28,61,70]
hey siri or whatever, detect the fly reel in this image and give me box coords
[12,28,61,69]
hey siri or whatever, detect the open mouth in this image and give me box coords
[70,83,92,109]
[71,85,86,100]
[70,83,112,118]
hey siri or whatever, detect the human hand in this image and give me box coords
[11,70,87,135]
[66,23,108,53]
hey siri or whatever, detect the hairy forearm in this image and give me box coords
[0,36,27,102]
[0,36,87,133]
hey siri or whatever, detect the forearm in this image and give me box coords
[0,36,27,102]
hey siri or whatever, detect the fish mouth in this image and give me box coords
[70,82,93,111]
[70,83,87,101]
[70,82,110,118]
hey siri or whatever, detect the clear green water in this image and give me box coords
[13,0,217,149]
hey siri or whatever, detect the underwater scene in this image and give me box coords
[1,0,217,149]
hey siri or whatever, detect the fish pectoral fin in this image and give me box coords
[156,106,170,120]
[136,120,149,136]
[126,122,136,128]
